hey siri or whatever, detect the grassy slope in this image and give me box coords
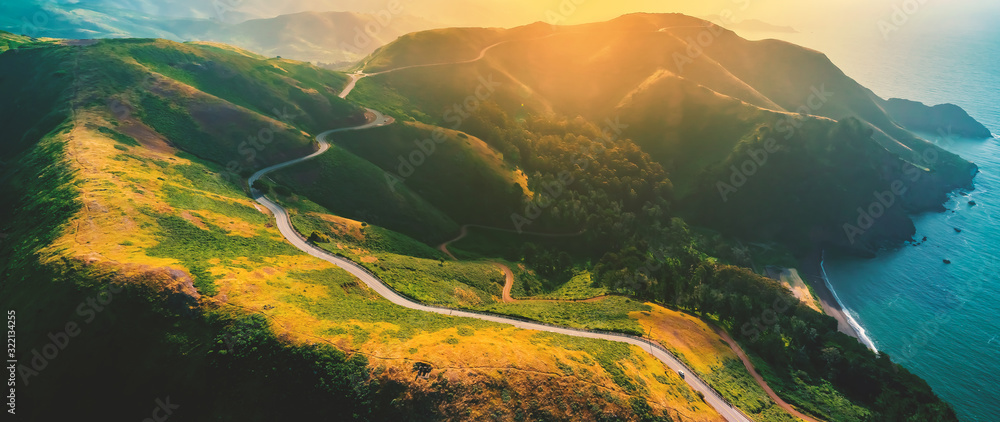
[347,15,965,420]
[104,39,362,135]
[362,27,504,73]
[0,40,74,157]
[0,30,31,52]
[357,14,975,254]
[332,121,526,225]
[280,196,810,422]
[268,141,460,244]
[0,37,727,421]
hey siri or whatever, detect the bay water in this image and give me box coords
[746,21,1000,421]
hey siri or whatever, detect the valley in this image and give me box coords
[0,9,982,422]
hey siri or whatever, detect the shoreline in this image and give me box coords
[799,249,879,352]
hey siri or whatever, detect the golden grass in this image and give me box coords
[307,212,365,240]
[42,107,728,421]
[45,111,188,268]
[632,305,737,374]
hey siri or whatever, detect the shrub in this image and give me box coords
[308,231,332,243]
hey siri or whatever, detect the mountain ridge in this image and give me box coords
[354,13,985,253]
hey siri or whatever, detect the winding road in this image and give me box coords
[435,224,604,303]
[247,36,758,422]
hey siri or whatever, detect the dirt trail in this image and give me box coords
[712,326,825,422]
[328,37,794,421]
[436,225,602,303]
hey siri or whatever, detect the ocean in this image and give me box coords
[746,21,1000,421]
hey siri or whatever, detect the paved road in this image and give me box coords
[249,40,754,421]
[248,118,751,422]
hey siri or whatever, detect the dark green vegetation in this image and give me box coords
[2,11,978,421]
[118,40,361,134]
[270,142,459,243]
[0,35,459,422]
[0,118,393,421]
[34,37,364,171]
[329,13,971,421]
[94,124,142,146]
[333,122,525,226]
[0,36,73,157]
[357,13,978,255]
[702,360,801,422]
[590,229,957,421]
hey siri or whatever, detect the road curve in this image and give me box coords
[434,225,604,303]
[248,117,751,422]
[714,327,823,422]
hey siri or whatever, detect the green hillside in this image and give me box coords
[0,13,972,422]
[0,32,738,422]
[353,13,978,254]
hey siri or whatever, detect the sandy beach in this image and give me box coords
[798,249,865,341]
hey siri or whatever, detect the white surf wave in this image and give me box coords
[820,254,879,353]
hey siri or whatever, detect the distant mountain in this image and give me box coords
[357,13,984,252]
[882,98,993,139]
[0,1,442,67]
[0,1,216,39]
[203,11,441,68]
[702,16,797,33]
[0,15,964,421]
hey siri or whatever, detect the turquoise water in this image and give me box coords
[748,23,1000,421]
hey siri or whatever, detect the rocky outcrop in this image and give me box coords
[883,98,992,139]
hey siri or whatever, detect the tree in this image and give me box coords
[252,180,271,193]
[308,231,331,243]
[274,185,292,197]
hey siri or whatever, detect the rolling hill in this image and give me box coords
[0,30,747,422]
[0,1,442,67]
[0,11,969,421]
[354,13,985,253]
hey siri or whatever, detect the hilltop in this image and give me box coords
[356,12,985,253]
[0,33,748,422]
[0,2,441,67]
[0,13,967,422]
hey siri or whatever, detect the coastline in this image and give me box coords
[799,249,879,352]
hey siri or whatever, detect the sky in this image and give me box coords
[233,0,1000,31]
[62,0,1000,30]
[47,0,1000,53]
